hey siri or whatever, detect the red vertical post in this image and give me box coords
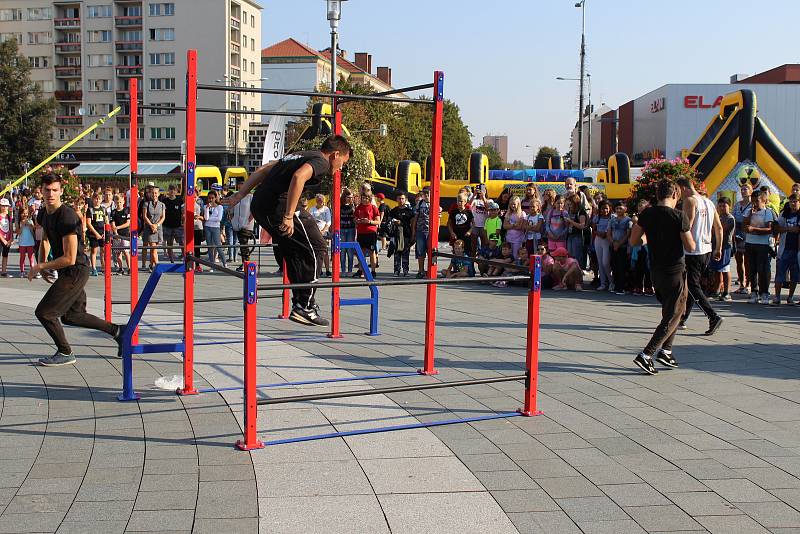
[104,223,112,322]
[519,255,542,416]
[329,99,343,338]
[129,77,139,345]
[421,72,444,375]
[279,260,290,319]
[236,261,264,450]
[178,49,198,396]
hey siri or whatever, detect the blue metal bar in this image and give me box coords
[131,343,185,354]
[197,371,420,393]
[339,242,379,336]
[340,298,374,306]
[263,411,525,446]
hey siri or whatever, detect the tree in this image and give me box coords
[533,146,560,168]
[476,144,503,170]
[0,39,55,183]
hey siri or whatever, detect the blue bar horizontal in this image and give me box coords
[198,371,420,393]
[263,412,526,446]
[340,298,375,306]
[131,343,185,354]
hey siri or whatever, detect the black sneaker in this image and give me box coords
[655,349,678,368]
[394,270,401,277]
[353,269,363,278]
[416,271,425,279]
[677,321,687,330]
[112,324,125,358]
[289,306,330,327]
[705,315,724,336]
[371,269,377,279]
[236,265,245,272]
[38,352,76,367]
[633,353,658,375]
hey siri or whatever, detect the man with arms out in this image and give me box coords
[630,179,696,375]
[676,177,724,335]
[222,135,351,327]
[29,174,123,366]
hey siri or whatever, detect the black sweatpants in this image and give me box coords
[236,229,255,262]
[254,207,325,311]
[35,265,116,355]
[746,243,772,296]
[611,247,628,292]
[682,253,718,323]
[643,268,688,356]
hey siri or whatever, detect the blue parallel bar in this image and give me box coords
[197,371,421,394]
[339,242,379,336]
[131,343,185,354]
[193,335,332,347]
[263,411,526,446]
[340,298,374,306]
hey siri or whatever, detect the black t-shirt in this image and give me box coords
[390,204,415,237]
[252,151,331,214]
[451,208,474,237]
[637,205,690,274]
[378,203,391,230]
[161,196,183,228]
[37,204,89,270]
[86,204,106,232]
[340,203,355,230]
[112,207,130,237]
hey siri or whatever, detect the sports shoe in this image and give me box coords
[371,269,377,279]
[748,294,759,304]
[633,353,658,375]
[789,296,800,305]
[677,321,687,330]
[705,315,724,336]
[112,324,125,357]
[770,297,781,306]
[597,285,607,291]
[655,349,678,368]
[760,294,771,305]
[644,288,655,296]
[90,269,98,277]
[719,293,733,302]
[394,270,401,277]
[492,281,507,288]
[416,271,425,279]
[236,265,245,272]
[737,287,751,295]
[402,270,409,277]
[289,306,330,327]
[615,291,626,296]
[38,352,76,367]
[19,271,26,278]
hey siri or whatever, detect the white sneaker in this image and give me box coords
[760,294,771,305]
[748,294,759,304]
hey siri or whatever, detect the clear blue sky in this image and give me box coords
[261,0,800,164]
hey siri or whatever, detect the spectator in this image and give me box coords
[497,189,511,218]
[545,195,569,252]
[490,242,515,287]
[0,198,12,277]
[565,193,589,269]
[412,186,434,279]
[193,193,205,273]
[732,183,752,294]
[744,190,778,304]
[110,193,131,275]
[516,246,531,271]
[376,193,391,252]
[354,192,380,278]
[484,201,503,246]
[565,177,592,215]
[309,193,332,277]
[610,202,632,295]
[475,237,501,277]
[448,194,474,255]
[389,192,414,276]
[142,185,166,272]
[503,195,527,258]
[592,200,613,291]
[161,184,184,263]
[630,199,653,296]
[708,197,735,301]
[203,189,226,271]
[340,188,356,275]
[470,185,489,253]
[774,193,800,305]
[541,188,557,217]
[521,183,539,211]
[525,199,544,253]
[221,185,237,263]
[86,192,106,276]
[231,181,255,272]
[550,247,583,291]
[16,204,37,278]
[441,239,472,279]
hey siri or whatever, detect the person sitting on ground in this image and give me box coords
[489,241,515,287]
[441,239,472,279]
[550,247,583,291]
[353,192,380,278]
[475,237,501,277]
[708,197,735,302]
[775,193,800,305]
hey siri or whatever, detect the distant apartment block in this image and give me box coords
[482,135,508,164]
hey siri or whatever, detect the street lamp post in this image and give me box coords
[576,0,586,169]
[556,74,591,168]
[586,72,592,167]
[326,1,347,108]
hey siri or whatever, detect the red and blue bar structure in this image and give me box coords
[521,255,543,416]
[279,260,290,319]
[179,49,198,396]
[422,71,445,376]
[129,76,139,345]
[338,242,379,336]
[329,93,344,338]
[237,261,264,450]
[103,223,112,322]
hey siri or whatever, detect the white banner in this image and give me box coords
[261,103,288,165]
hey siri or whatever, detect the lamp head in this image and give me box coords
[327,0,346,28]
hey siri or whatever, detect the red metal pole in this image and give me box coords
[236,261,264,450]
[104,223,112,322]
[279,260,290,319]
[178,49,198,396]
[421,72,444,375]
[329,99,343,338]
[129,77,139,345]
[519,255,542,416]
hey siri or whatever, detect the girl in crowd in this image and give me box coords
[732,183,752,293]
[310,193,332,277]
[203,190,226,271]
[193,193,205,273]
[16,205,37,278]
[503,195,527,258]
[521,183,539,211]
[340,188,356,275]
[592,200,613,291]
[0,198,12,277]
[565,193,589,269]
[111,193,131,275]
[525,199,544,253]
[470,185,489,253]
[545,195,569,252]
[541,188,557,218]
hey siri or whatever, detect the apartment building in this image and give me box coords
[0,0,262,165]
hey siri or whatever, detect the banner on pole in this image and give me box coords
[261,103,288,165]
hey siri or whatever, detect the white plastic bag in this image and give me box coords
[154,375,184,390]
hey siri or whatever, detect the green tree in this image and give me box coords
[0,39,55,182]
[476,144,503,169]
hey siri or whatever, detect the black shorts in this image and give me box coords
[0,241,9,258]
[357,233,378,251]
[88,236,104,248]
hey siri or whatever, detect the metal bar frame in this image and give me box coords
[129,77,139,345]
[258,274,528,292]
[200,371,420,394]
[187,254,245,280]
[103,223,112,322]
[279,260,290,319]
[237,261,264,450]
[521,255,543,416]
[338,242,379,336]
[138,104,332,119]
[196,83,433,106]
[329,95,343,338]
[370,82,435,97]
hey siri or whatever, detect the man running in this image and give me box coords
[28,173,123,366]
[676,177,724,335]
[629,179,696,375]
[222,135,351,327]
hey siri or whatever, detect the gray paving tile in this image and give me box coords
[578,464,643,485]
[694,514,771,534]
[198,464,254,482]
[255,460,373,497]
[491,489,560,513]
[507,510,582,534]
[575,519,646,534]
[0,511,66,533]
[259,496,387,534]
[75,483,140,502]
[666,491,743,516]
[536,476,603,498]
[64,499,134,521]
[456,453,518,472]
[637,469,708,493]
[16,476,83,495]
[378,492,518,534]
[360,457,484,494]
[704,478,780,503]
[518,457,581,478]
[55,520,128,534]
[125,509,195,531]
[193,518,259,534]
[736,467,800,489]
[623,504,704,531]
[133,490,197,511]
[3,493,74,514]
[599,483,671,507]
[736,501,800,528]
[556,495,629,522]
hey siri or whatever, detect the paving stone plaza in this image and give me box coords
[2,256,800,534]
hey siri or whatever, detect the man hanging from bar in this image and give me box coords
[222,135,351,326]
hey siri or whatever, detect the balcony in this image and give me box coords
[116,90,143,101]
[54,90,82,101]
[53,18,80,29]
[116,65,142,77]
[114,16,142,27]
[230,42,240,54]
[54,66,81,78]
[230,17,240,29]
[116,114,143,125]
[115,40,143,51]
[56,115,83,126]
[55,41,81,53]
[230,66,241,78]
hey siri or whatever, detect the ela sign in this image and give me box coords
[684,95,723,109]
[650,97,665,113]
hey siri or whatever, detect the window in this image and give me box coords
[119,127,145,140]
[122,5,142,16]
[149,103,176,115]
[149,52,175,65]
[150,127,175,140]
[251,14,255,27]
[242,33,247,46]
[27,56,50,69]
[28,7,53,20]
[120,54,141,66]
[150,78,175,91]
[62,56,80,66]
[63,32,80,43]
[89,103,113,115]
[33,80,54,92]
[90,127,113,141]
[87,5,112,18]
[0,33,22,44]
[87,30,112,43]
[149,28,175,41]
[243,10,248,24]
[251,38,255,51]
[0,9,23,21]
[27,32,53,45]
[120,30,142,41]
[88,54,113,67]
[251,61,255,74]
[149,3,175,16]
[88,79,112,91]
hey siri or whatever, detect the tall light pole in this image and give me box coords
[556,73,590,168]
[326,1,346,108]
[586,72,592,167]
[576,0,586,169]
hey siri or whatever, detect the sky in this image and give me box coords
[260,0,800,164]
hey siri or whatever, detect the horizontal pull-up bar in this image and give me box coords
[111,244,275,251]
[112,294,284,306]
[138,105,331,119]
[197,83,433,106]
[257,274,529,292]
[432,251,533,273]
[257,374,528,405]
[187,255,245,280]
[370,82,435,97]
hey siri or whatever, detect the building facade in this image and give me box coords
[0,0,261,165]
[482,135,508,164]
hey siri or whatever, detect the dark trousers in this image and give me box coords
[193,229,204,259]
[746,243,772,295]
[633,247,652,291]
[236,229,255,262]
[643,268,688,356]
[35,265,116,355]
[682,253,718,322]
[611,247,628,292]
[254,208,325,311]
